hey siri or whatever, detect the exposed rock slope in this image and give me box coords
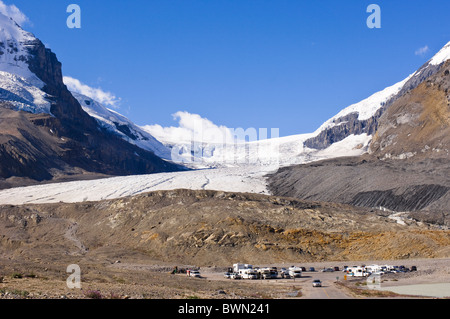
[369,61,450,160]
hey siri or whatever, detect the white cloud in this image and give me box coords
[142,111,238,144]
[0,1,29,26]
[415,45,430,57]
[63,76,121,109]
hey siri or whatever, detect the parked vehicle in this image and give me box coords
[224,272,231,279]
[289,267,302,278]
[187,270,201,278]
[321,268,334,272]
[233,263,253,273]
[280,269,291,279]
[411,266,417,271]
[239,268,258,279]
[269,267,278,279]
[312,279,322,287]
[258,268,272,279]
[346,266,369,277]
[309,267,316,272]
[365,265,383,274]
[230,273,241,280]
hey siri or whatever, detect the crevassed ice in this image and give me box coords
[0,70,51,114]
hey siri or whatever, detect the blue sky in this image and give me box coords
[7,0,450,137]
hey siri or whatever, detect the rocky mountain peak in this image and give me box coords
[303,41,450,151]
[0,12,183,188]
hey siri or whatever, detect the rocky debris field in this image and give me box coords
[0,189,449,299]
[267,156,450,227]
[1,189,449,266]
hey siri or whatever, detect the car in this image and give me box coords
[312,279,322,287]
[334,267,340,271]
[321,268,334,272]
[309,267,316,272]
[188,270,201,278]
[281,271,291,279]
[411,266,417,271]
[224,272,232,279]
[230,273,241,280]
[280,268,290,279]
[301,267,306,272]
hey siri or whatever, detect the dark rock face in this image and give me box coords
[303,112,379,149]
[350,184,450,212]
[25,38,100,130]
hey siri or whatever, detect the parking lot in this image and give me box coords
[203,267,355,299]
[193,258,450,299]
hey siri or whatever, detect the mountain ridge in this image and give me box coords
[0,12,183,188]
[304,41,450,151]
[268,58,450,226]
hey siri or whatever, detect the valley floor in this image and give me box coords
[0,256,448,299]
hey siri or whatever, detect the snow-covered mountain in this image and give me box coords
[71,92,172,160]
[0,11,172,161]
[0,10,182,186]
[0,13,52,114]
[157,40,450,169]
[1,0,450,203]
[305,41,450,150]
[63,40,450,172]
[0,70,50,113]
[0,13,42,84]
[143,127,372,169]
